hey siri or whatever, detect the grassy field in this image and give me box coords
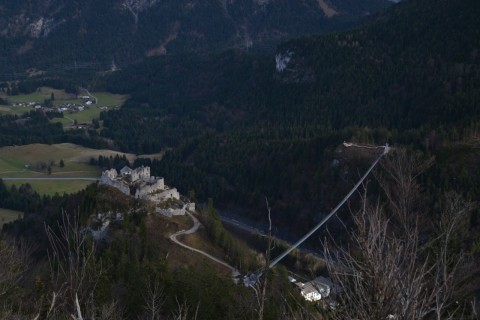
[0,143,101,195]
[94,92,127,107]
[0,105,34,116]
[1,87,127,126]
[0,144,104,178]
[3,87,76,104]
[3,180,94,196]
[51,117,72,126]
[65,107,101,124]
[0,208,23,228]
[0,143,161,195]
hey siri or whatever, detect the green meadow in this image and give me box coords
[1,87,127,127]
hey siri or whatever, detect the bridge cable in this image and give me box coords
[268,143,390,269]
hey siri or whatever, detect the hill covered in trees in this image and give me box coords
[94,0,480,230]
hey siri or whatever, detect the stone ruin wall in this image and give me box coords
[134,178,165,199]
[100,175,130,196]
[100,167,192,217]
[149,188,180,202]
[131,166,151,182]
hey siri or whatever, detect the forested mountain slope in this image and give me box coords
[273,0,480,129]
[95,0,480,229]
[0,0,392,77]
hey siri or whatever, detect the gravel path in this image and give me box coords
[169,212,240,277]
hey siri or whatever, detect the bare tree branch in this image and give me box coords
[44,210,104,318]
[0,239,28,298]
[324,152,475,320]
[142,277,166,320]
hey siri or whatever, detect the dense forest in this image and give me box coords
[0,0,478,230]
[92,0,480,229]
[0,0,478,231]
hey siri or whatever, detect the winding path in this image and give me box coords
[169,212,240,277]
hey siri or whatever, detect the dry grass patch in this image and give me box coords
[178,227,228,261]
[3,180,94,196]
[0,143,164,195]
[0,105,34,116]
[5,87,76,104]
[145,214,231,275]
[94,92,128,107]
[0,106,14,115]
[0,208,24,228]
[0,144,101,178]
[0,143,137,177]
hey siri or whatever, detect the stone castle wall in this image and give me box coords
[102,168,118,180]
[155,203,188,217]
[135,178,165,199]
[100,166,190,216]
[131,166,150,182]
[100,176,130,195]
[149,188,180,202]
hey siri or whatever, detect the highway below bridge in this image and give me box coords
[219,213,328,263]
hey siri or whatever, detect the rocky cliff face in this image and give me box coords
[0,0,392,73]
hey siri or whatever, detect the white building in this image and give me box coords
[296,276,332,302]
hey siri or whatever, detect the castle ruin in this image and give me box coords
[99,166,190,215]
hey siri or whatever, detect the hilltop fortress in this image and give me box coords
[100,165,194,216]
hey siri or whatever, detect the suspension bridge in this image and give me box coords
[244,143,390,286]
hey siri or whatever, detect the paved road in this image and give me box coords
[170,212,240,277]
[220,215,264,236]
[1,177,98,181]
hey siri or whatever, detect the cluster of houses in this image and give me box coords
[100,165,195,217]
[11,94,97,113]
[243,272,333,303]
[13,101,42,109]
[78,95,96,104]
[13,100,87,113]
[57,102,85,113]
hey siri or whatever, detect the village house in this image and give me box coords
[295,276,333,302]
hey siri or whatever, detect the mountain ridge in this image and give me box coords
[0,0,393,74]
